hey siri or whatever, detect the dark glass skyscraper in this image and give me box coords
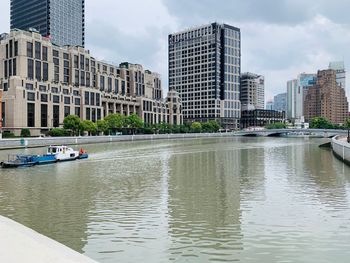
[10,0,85,47]
[169,23,241,129]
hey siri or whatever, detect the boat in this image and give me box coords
[1,146,89,168]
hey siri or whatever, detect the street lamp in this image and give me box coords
[348,128,350,143]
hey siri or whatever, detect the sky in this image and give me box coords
[1,0,350,101]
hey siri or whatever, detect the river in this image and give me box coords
[0,137,350,263]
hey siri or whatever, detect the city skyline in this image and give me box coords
[0,0,350,100]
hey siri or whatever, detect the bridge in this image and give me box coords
[235,129,349,138]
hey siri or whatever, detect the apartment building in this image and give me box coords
[0,29,182,136]
[169,23,241,129]
[240,72,265,111]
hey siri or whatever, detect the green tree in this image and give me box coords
[97,119,109,135]
[63,115,81,136]
[208,120,221,132]
[266,122,287,129]
[125,114,143,134]
[310,117,334,129]
[344,118,350,129]
[191,122,202,133]
[104,114,125,133]
[20,128,31,137]
[80,120,97,136]
[202,122,213,133]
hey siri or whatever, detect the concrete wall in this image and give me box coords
[0,133,233,150]
[0,216,98,263]
[332,136,350,166]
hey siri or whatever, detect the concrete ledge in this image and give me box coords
[0,216,98,263]
[0,133,233,150]
[331,136,350,166]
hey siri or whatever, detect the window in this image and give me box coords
[75,107,81,117]
[27,59,34,79]
[27,103,35,127]
[27,42,33,57]
[108,77,112,92]
[75,70,79,85]
[41,94,48,102]
[64,97,70,105]
[74,98,81,105]
[80,55,84,70]
[51,87,59,94]
[74,55,78,68]
[53,105,59,127]
[41,104,48,127]
[43,63,48,81]
[63,53,69,60]
[14,41,18,56]
[35,61,41,80]
[53,95,60,103]
[92,108,96,122]
[26,83,34,90]
[86,108,91,120]
[53,50,59,57]
[13,58,16,76]
[3,83,8,91]
[64,106,70,117]
[100,76,105,90]
[114,79,119,94]
[27,92,35,101]
[97,109,101,120]
[96,93,100,106]
[4,61,7,78]
[73,90,79,96]
[90,92,95,106]
[42,46,48,61]
[80,71,85,86]
[35,41,41,60]
[85,92,89,105]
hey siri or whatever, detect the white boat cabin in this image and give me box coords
[47,146,79,161]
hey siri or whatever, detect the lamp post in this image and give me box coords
[348,128,350,143]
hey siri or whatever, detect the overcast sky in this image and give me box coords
[1,0,350,101]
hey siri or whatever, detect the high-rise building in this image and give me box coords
[286,73,316,121]
[266,100,274,110]
[304,69,348,124]
[10,0,85,47]
[240,72,265,111]
[0,30,182,135]
[329,61,346,89]
[168,23,241,129]
[273,93,286,112]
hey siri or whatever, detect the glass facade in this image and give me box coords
[11,0,85,47]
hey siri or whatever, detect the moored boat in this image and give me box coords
[1,146,89,169]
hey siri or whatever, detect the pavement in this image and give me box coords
[0,216,99,263]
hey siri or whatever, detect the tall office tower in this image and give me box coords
[304,69,348,124]
[273,93,287,112]
[329,61,346,89]
[286,73,316,121]
[10,0,85,47]
[169,23,241,129]
[240,72,265,111]
[265,100,274,110]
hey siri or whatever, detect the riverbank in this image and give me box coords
[332,135,350,166]
[0,133,234,150]
[0,216,98,263]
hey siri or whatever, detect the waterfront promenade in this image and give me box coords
[0,216,98,263]
[332,135,350,165]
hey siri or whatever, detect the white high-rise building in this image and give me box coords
[329,61,348,107]
[240,72,265,111]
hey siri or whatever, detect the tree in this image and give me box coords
[97,119,109,135]
[80,120,97,136]
[104,114,125,133]
[191,122,202,133]
[125,114,143,134]
[202,122,213,133]
[20,128,31,137]
[266,122,287,129]
[310,117,334,129]
[344,118,350,129]
[63,115,81,136]
[208,120,221,132]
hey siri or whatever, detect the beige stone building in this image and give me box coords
[0,29,182,135]
[304,69,348,124]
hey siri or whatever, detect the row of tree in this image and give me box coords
[310,117,350,129]
[51,114,222,137]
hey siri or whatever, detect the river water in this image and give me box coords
[0,137,350,263]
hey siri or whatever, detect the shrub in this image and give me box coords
[2,132,16,138]
[48,128,69,137]
[20,128,31,137]
[191,122,202,133]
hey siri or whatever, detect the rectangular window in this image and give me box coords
[39,85,46,92]
[108,77,112,92]
[74,98,81,105]
[13,58,16,76]
[74,55,78,68]
[42,46,48,61]
[26,83,34,90]
[53,105,60,127]
[27,103,35,127]
[4,61,7,78]
[27,42,33,57]
[53,50,59,57]
[64,106,70,117]
[86,72,90,87]
[80,71,85,86]
[80,54,85,70]
[97,108,101,120]
[114,79,119,94]
[27,92,35,101]
[96,93,100,106]
[2,102,5,127]
[92,108,96,122]
[35,41,41,60]
[35,61,41,80]
[64,97,70,105]
[75,107,81,117]
[41,94,48,102]
[90,92,95,106]
[63,53,69,60]
[73,90,79,96]
[86,108,91,120]
[75,70,79,85]
[85,92,89,105]
[14,41,18,56]
[53,95,60,103]
[51,87,59,94]
[41,104,48,127]
[100,76,105,90]
[43,63,48,81]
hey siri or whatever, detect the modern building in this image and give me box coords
[266,100,274,110]
[273,93,286,112]
[286,73,316,121]
[329,61,346,89]
[304,69,348,124]
[240,109,285,129]
[240,72,264,111]
[10,0,85,47]
[0,29,182,136]
[168,23,241,129]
